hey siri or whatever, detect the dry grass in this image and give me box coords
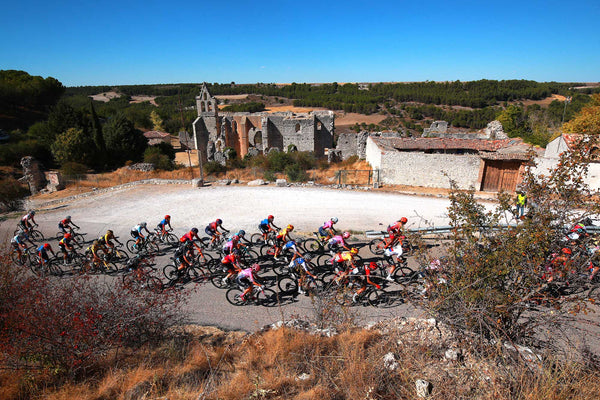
[1,323,599,400]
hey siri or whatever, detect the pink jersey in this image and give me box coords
[330,235,345,245]
[238,268,256,283]
[322,220,334,229]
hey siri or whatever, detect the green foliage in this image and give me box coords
[263,170,276,181]
[204,161,227,174]
[221,102,266,113]
[51,127,95,166]
[103,114,147,166]
[144,147,174,170]
[150,110,165,131]
[60,161,88,177]
[285,163,309,182]
[0,138,51,167]
[0,176,28,211]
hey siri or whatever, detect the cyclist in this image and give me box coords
[332,247,359,283]
[157,214,173,236]
[319,217,338,241]
[327,231,351,253]
[352,261,381,302]
[86,239,105,265]
[205,218,230,247]
[281,239,303,261]
[98,230,122,252]
[383,237,405,281]
[566,220,589,241]
[221,251,242,285]
[130,222,150,249]
[289,254,317,295]
[37,243,56,268]
[174,241,195,277]
[58,232,80,264]
[237,263,263,301]
[179,227,203,252]
[388,217,408,236]
[543,247,572,283]
[11,231,33,260]
[274,224,294,259]
[223,234,246,255]
[258,215,279,243]
[19,210,37,232]
[58,215,80,234]
[233,229,247,242]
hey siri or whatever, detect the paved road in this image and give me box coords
[2,185,458,331]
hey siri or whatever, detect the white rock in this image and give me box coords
[276,179,287,187]
[383,352,399,371]
[247,179,266,186]
[415,379,433,398]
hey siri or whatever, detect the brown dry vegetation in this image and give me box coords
[2,324,597,400]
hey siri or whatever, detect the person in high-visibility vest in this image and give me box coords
[516,191,527,218]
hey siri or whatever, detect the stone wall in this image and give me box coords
[379,151,482,189]
[423,121,448,136]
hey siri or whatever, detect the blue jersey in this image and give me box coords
[159,218,169,227]
[260,219,270,226]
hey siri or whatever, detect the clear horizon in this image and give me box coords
[2,0,599,87]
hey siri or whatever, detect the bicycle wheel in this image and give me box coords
[144,241,160,256]
[126,240,139,254]
[163,264,179,282]
[101,261,119,275]
[226,288,245,306]
[302,238,323,253]
[188,266,207,283]
[250,233,264,245]
[316,254,333,270]
[206,259,222,274]
[196,252,214,269]
[256,288,279,307]
[210,273,230,289]
[165,233,178,246]
[240,248,260,264]
[277,276,298,293]
[11,251,28,265]
[369,239,386,255]
[29,230,44,241]
[260,244,276,258]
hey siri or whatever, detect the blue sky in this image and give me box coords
[1,0,599,86]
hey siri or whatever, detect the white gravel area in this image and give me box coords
[29,185,454,239]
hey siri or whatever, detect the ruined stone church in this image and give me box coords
[188,83,334,162]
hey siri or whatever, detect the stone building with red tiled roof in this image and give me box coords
[143,131,171,146]
[366,136,539,192]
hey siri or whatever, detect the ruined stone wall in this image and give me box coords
[266,115,316,153]
[314,111,334,155]
[379,151,482,189]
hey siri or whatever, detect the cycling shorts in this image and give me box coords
[205,227,216,236]
[259,224,269,234]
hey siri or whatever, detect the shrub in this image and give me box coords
[204,161,227,174]
[60,161,87,178]
[144,146,174,170]
[0,177,28,211]
[285,163,308,182]
[0,261,187,375]
[263,170,276,182]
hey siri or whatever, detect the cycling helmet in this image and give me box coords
[232,235,240,242]
[342,231,351,239]
[107,230,113,235]
[331,217,338,223]
[43,243,50,249]
[191,227,199,234]
[268,215,274,221]
[216,218,223,225]
[66,215,71,220]
[140,222,147,227]
[562,247,572,255]
[29,210,35,216]
[400,217,408,224]
[165,215,171,220]
[64,233,73,239]
[287,224,294,231]
[238,230,246,237]
[251,263,261,272]
[368,261,378,270]
[350,247,358,255]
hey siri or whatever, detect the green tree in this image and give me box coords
[51,127,95,166]
[496,105,527,137]
[89,100,107,168]
[563,93,600,135]
[103,113,147,166]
